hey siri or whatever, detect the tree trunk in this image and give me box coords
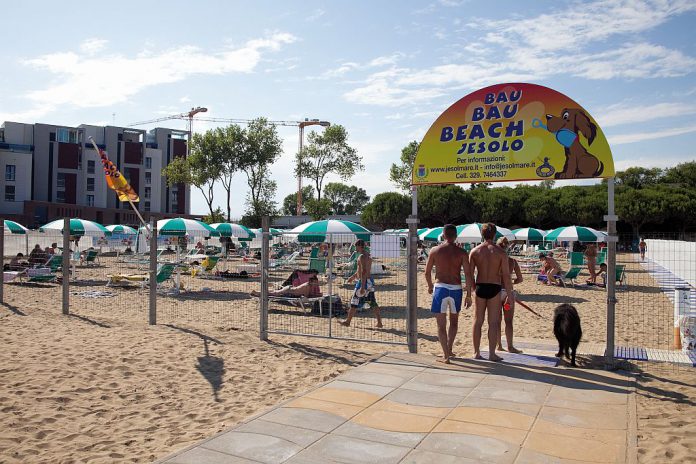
[226,188,231,222]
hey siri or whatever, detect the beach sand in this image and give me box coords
[1,251,694,462]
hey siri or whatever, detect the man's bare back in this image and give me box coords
[427,243,469,286]
[470,243,508,285]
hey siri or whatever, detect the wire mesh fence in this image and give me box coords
[264,231,409,345]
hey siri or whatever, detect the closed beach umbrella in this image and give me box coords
[105,224,137,235]
[157,218,219,237]
[290,220,370,243]
[40,218,110,236]
[545,226,605,242]
[3,219,28,234]
[512,227,546,242]
[456,223,515,242]
[212,223,256,240]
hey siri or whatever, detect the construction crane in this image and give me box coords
[127,110,330,215]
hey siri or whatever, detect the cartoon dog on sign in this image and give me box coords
[540,109,604,179]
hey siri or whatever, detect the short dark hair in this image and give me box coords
[355,239,365,248]
[600,263,607,269]
[539,253,546,260]
[443,224,457,240]
[309,275,319,282]
[481,223,497,240]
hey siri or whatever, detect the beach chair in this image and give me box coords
[192,256,220,276]
[44,254,63,273]
[615,264,626,286]
[107,263,176,288]
[22,267,58,284]
[597,251,607,265]
[270,251,300,269]
[309,258,326,274]
[568,252,584,267]
[309,247,320,259]
[557,266,583,287]
[80,250,100,267]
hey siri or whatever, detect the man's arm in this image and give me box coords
[462,251,473,307]
[347,255,361,283]
[500,252,515,310]
[512,259,523,285]
[424,249,435,294]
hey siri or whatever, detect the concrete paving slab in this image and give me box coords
[433,420,528,446]
[203,431,302,464]
[477,378,553,396]
[458,397,542,416]
[233,419,325,448]
[385,387,466,408]
[401,449,481,463]
[514,448,598,464]
[468,385,549,405]
[258,407,346,433]
[531,418,627,446]
[417,432,520,464]
[165,447,261,464]
[337,370,411,388]
[446,406,536,430]
[352,407,441,433]
[539,405,627,430]
[303,386,381,408]
[369,398,451,418]
[284,396,363,419]
[332,421,426,448]
[321,379,395,397]
[546,386,628,405]
[410,370,486,389]
[525,431,626,463]
[301,434,412,464]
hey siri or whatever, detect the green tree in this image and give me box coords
[616,188,668,237]
[324,182,370,214]
[201,207,225,224]
[523,189,559,228]
[662,161,696,189]
[282,186,314,215]
[216,124,246,221]
[362,192,411,229]
[389,141,419,192]
[418,185,473,224]
[161,132,221,217]
[615,167,663,189]
[295,125,362,201]
[304,198,333,221]
[239,118,283,218]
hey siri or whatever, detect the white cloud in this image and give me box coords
[306,9,325,22]
[596,102,696,127]
[179,96,191,103]
[79,38,108,55]
[608,124,696,144]
[614,155,696,171]
[22,32,297,109]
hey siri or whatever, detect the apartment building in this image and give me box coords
[0,121,192,227]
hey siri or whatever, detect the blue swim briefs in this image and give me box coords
[431,283,463,314]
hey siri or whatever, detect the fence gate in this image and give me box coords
[263,230,410,346]
[614,233,696,366]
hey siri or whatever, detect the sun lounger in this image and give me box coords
[107,263,176,288]
[309,258,327,274]
[4,271,25,283]
[191,256,220,276]
[269,251,300,269]
[80,250,100,267]
[568,252,584,267]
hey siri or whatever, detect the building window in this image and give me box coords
[144,201,151,212]
[86,194,94,206]
[145,172,151,185]
[57,173,66,188]
[144,187,151,199]
[87,177,95,192]
[4,185,15,202]
[57,128,80,144]
[5,165,16,181]
[145,157,152,169]
[56,191,65,203]
[87,160,95,174]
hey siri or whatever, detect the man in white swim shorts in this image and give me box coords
[424,224,473,363]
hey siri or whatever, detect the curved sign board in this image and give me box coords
[412,83,614,185]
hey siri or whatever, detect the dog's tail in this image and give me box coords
[594,161,604,177]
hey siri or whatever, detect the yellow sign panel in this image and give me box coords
[412,83,614,185]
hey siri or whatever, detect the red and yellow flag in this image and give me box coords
[91,140,139,202]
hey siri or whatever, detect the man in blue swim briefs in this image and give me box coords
[469,223,515,361]
[424,224,473,364]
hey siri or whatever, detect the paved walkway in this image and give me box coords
[159,352,636,464]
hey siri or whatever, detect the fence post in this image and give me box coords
[407,214,419,354]
[0,222,4,304]
[260,216,269,341]
[62,217,70,315]
[674,287,690,350]
[604,178,618,361]
[149,220,157,325]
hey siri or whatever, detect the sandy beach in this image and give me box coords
[1,251,694,462]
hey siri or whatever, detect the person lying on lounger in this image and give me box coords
[5,253,30,271]
[250,275,321,298]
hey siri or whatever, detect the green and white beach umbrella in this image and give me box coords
[290,220,370,243]
[512,227,547,242]
[254,227,283,237]
[455,223,515,242]
[105,224,138,235]
[40,218,110,236]
[212,223,256,240]
[419,227,444,242]
[157,218,219,237]
[3,219,28,234]
[545,226,605,242]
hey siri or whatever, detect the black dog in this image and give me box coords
[553,304,582,367]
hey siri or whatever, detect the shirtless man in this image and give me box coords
[540,254,562,285]
[469,223,514,361]
[251,275,321,298]
[496,237,523,354]
[341,240,383,328]
[585,244,598,284]
[424,224,473,364]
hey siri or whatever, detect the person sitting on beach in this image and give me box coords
[540,254,562,286]
[79,247,96,265]
[584,244,598,284]
[6,253,30,271]
[46,243,58,255]
[597,263,607,288]
[250,275,321,298]
[496,237,523,354]
[28,244,47,265]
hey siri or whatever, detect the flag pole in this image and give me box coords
[88,137,148,230]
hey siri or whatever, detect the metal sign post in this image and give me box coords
[149,219,157,325]
[407,186,419,353]
[62,217,70,315]
[605,178,618,361]
[260,216,270,341]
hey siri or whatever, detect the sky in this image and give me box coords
[1,0,695,218]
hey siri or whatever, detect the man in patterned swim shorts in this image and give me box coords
[424,224,473,363]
